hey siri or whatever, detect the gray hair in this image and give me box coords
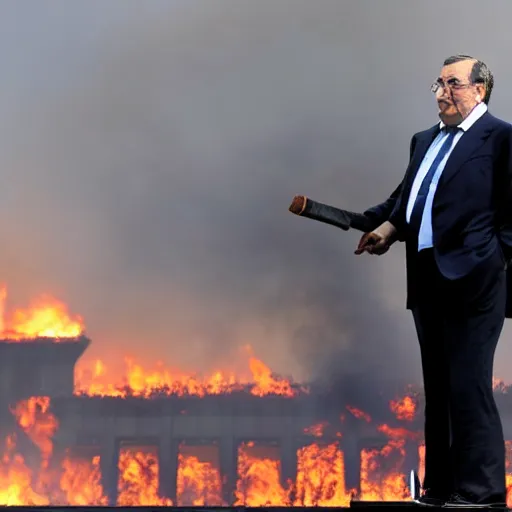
[443,54,494,104]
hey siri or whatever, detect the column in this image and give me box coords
[280,435,298,498]
[100,437,119,506]
[158,435,178,503]
[404,440,420,480]
[219,436,238,505]
[342,433,361,498]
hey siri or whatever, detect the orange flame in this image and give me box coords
[4,392,512,506]
[11,397,58,465]
[248,358,296,397]
[303,422,329,438]
[389,396,417,422]
[295,442,353,506]
[0,435,49,505]
[177,451,224,506]
[117,447,172,506]
[377,424,421,442]
[75,356,302,398]
[360,439,409,501]
[235,442,290,506]
[60,455,107,505]
[346,405,372,423]
[0,285,84,340]
[3,288,512,505]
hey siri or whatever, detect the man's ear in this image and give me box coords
[476,85,486,103]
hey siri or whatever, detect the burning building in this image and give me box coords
[0,286,512,507]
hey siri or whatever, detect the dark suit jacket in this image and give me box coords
[363,111,512,316]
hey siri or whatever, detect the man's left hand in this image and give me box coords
[354,221,397,255]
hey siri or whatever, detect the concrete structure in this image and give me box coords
[0,336,89,407]
[11,335,508,506]
[50,394,395,505]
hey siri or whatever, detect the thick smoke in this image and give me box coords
[2,0,512,398]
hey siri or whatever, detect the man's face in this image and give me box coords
[434,59,486,125]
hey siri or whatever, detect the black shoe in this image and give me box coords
[443,492,507,508]
[414,489,449,507]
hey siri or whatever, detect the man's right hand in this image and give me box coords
[354,221,397,255]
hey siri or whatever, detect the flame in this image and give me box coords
[3,289,512,505]
[0,285,6,334]
[11,397,58,465]
[506,441,512,508]
[0,400,59,505]
[418,444,425,487]
[346,406,372,423]
[177,450,224,506]
[60,455,107,505]
[0,286,84,340]
[75,356,302,398]
[377,424,421,442]
[248,358,296,397]
[389,396,417,422]
[494,377,509,393]
[3,392,512,505]
[0,435,49,505]
[303,422,329,438]
[235,442,290,506]
[117,447,172,506]
[295,442,353,506]
[360,439,409,501]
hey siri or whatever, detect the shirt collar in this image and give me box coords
[439,101,488,132]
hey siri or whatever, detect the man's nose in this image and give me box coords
[436,87,449,100]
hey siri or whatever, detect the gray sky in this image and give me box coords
[2,0,512,392]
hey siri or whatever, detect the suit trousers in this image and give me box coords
[412,248,506,504]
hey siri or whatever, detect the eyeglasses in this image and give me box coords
[431,78,473,94]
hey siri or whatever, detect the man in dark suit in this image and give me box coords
[356,54,512,508]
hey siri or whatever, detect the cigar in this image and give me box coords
[288,195,375,233]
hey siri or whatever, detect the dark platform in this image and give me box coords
[351,501,509,510]
[0,508,350,512]
[0,505,508,511]
[351,501,417,507]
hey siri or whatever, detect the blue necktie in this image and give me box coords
[409,126,458,233]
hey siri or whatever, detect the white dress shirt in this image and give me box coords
[406,102,488,251]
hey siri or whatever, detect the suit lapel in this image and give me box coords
[437,112,495,188]
[402,125,440,201]
[410,126,439,176]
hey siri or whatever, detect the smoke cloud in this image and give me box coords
[2,0,512,397]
